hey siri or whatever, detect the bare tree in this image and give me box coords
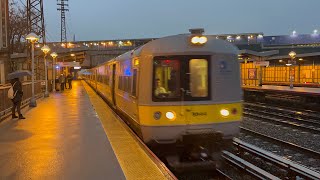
[8,0,28,54]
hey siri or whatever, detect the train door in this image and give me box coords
[95,69,97,90]
[111,64,117,106]
[131,69,139,121]
[184,57,210,130]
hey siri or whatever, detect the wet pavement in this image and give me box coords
[0,81,125,180]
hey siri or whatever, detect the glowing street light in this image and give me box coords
[313,29,318,35]
[288,51,296,89]
[292,30,297,37]
[41,45,51,97]
[26,33,39,107]
[50,52,58,92]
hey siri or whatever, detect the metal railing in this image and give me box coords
[0,81,43,119]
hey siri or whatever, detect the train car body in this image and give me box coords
[84,33,242,153]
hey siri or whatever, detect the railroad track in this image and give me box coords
[245,102,320,122]
[221,138,320,180]
[240,127,320,172]
[244,102,320,134]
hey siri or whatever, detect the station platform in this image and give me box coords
[0,81,175,180]
[243,85,320,96]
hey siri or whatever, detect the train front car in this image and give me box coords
[137,33,242,166]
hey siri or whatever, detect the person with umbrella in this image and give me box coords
[10,78,25,119]
[7,70,30,119]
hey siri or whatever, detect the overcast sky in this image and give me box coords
[43,0,320,42]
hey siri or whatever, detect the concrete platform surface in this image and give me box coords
[0,81,125,180]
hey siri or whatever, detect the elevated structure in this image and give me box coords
[57,0,69,42]
[27,0,46,43]
[9,32,320,81]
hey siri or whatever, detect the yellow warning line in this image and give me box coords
[82,81,172,180]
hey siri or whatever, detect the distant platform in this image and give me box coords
[243,85,320,97]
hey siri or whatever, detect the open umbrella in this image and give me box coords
[7,70,32,80]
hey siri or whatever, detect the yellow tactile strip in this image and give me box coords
[82,81,175,180]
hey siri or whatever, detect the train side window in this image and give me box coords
[118,76,123,90]
[132,69,137,97]
[189,59,208,97]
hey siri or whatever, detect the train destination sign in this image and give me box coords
[58,62,80,67]
[253,61,269,66]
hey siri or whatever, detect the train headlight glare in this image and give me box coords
[220,109,230,117]
[199,36,207,44]
[166,111,176,120]
[191,36,207,45]
[191,36,200,44]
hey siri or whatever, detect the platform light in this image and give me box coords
[220,109,230,117]
[289,51,296,59]
[313,29,318,35]
[26,32,39,107]
[291,30,297,37]
[236,36,241,40]
[166,111,176,120]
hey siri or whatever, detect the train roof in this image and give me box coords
[114,34,238,62]
[137,34,238,56]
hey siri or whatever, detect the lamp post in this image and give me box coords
[41,45,51,97]
[50,52,58,92]
[288,51,296,89]
[26,33,39,107]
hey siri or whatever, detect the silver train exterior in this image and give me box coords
[84,33,243,146]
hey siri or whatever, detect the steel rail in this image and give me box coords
[233,137,320,180]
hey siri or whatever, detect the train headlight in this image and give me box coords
[198,36,208,44]
[190,36,207,45]
[220,109,230,117]
[166,111,176,120]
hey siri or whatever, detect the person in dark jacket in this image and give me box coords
[67,73,73,89]
[10,78,25,119]
[59,74,65,91]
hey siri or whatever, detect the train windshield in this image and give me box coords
[153,55,210,101]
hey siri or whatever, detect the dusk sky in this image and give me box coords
[43,0,320,42]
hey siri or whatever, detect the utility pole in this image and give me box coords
[57,0,69,43]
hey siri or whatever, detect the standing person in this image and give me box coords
[67,73,73,89]
[10,78,25,119]
[59,74,65,91]
[64,73,68,89]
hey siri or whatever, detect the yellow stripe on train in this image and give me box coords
[139,103,242,126]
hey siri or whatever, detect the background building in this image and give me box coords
[0,0,9,84]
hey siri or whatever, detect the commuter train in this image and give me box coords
[83,31,242,162]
